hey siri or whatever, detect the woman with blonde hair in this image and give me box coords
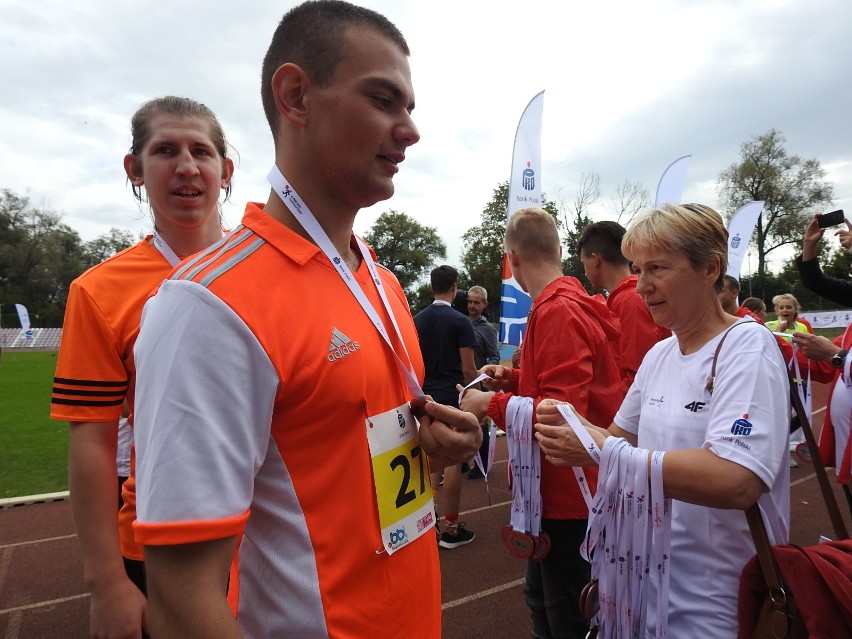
[767,292,813,334]
[533,203,790,637]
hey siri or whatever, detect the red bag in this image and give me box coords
[738,350,852,639]
[738,539,852,638]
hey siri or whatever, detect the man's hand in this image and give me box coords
[791,331,841,361]
[418,401,482,471]
[511,346,522,369]
[802,214,825,261]
[458,385,493,420]
[478,364,513,391]
[837,219,852,251]
[89,577,147,639]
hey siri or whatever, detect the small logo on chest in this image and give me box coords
[327,327,361,362]
[684,401,706,413]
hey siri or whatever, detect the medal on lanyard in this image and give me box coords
[268,166,433,554]
[501,396,551,560]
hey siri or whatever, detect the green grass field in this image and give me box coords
[0,350,68,498]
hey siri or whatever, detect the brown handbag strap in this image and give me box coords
[706,320,752,393]
[745,504,795,639]
[787,371,849,540]
[745,504,788,596]
[710,320,849,540]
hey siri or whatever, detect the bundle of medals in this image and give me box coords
[501,397,551,561]
[557,405,672,639]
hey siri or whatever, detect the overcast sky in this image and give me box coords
[2,0,851,273]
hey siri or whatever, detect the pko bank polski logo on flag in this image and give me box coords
[522,161,535,191]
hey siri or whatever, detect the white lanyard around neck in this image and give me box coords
[267,166,421,397]
[152,231,181,267]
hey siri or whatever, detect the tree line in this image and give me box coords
[1,129,846,330]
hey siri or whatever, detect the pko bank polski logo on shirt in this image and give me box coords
[731,416,753,436]
[522,162,535,191]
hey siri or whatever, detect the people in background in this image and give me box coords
[578,220,670,393]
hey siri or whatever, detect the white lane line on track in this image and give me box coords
[0,534,77,550]
[442,578,525,610]
[0,593,89,617]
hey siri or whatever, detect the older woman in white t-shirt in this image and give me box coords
[534,203,790,638]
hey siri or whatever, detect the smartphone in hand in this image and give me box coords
[817,209,845,228]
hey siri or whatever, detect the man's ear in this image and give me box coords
[271,63,311,129]
[123,154,143,186]
[507,248,520,269]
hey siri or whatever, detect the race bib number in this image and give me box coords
[366,403,434,554]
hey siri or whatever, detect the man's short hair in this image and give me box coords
[430,265,458,294]
[722,274,740,293]
[261,0,410,140]
[504,207,561,264]
[577,221,629,266]
[468,285,488,301]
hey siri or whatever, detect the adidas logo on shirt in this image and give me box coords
[327,327,361,362]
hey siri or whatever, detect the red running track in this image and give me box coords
[2,381,850,638]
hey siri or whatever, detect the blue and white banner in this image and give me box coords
[799,310,852,330]
[15,303,33,340]
[500,91,544,346]
[726,201,764,281]
[654,154,691,208]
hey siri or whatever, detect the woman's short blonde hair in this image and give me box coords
[622,203,729,290]
[772,293,801,313]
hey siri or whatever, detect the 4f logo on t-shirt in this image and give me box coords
[684,401,706,413]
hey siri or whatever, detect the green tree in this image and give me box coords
[0,189,86,327]
[717,129,834,277]
[460,182,559,322]
[82,227,138,269]
[408,282,433,315]
[363,210,447,297]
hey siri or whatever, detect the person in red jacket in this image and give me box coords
[578,221,670,394]
[462,207,623,639]
[718,275,763,321]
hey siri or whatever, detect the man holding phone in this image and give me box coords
[798,210,852,302]
[816,209,846,230]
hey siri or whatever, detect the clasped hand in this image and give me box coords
[534,399,606,467]
[415,398,482,471]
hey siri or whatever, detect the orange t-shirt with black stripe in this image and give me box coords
[51,238,174,560]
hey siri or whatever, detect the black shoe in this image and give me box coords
[461,462,471,473]
[467,467,485,479]
[438,522,475,549]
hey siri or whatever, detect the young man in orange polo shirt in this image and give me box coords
[132,3,481,637]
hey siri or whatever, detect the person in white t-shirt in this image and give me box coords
[533,203,790,638]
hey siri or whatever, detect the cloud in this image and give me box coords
[2,0,851,274]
